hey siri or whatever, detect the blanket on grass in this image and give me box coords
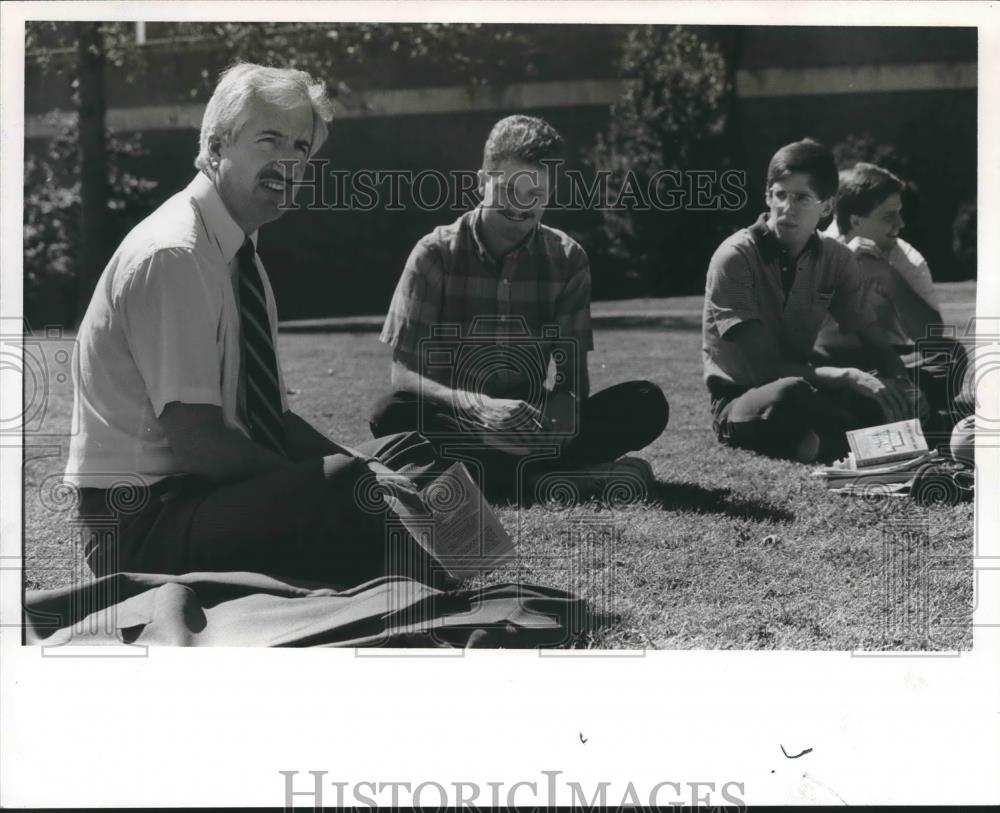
[24,571,595,648]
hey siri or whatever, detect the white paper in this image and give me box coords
[387,462,515,579]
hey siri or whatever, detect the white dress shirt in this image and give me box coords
[66,172,288,488]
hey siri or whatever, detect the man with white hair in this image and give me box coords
[67,63,438,585]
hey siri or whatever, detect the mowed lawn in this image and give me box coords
[23,284,977,649]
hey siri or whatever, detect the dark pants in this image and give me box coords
[714,337,972,461]
[77,431,443,586]
[712,377,883,461]
[812,337,970,416]
[369,380,669,495]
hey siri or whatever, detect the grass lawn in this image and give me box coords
[22,285,976,649]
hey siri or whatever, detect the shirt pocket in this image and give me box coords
[790,290,836,355]
[810,290,835,324]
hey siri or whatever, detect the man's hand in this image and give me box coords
[453,394,546,456]
[837,368,913,422]
[366,459,424,511]
[847,236,884,259]
[464,396,544,432]
[367,459,417,490]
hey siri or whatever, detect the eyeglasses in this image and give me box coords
[767,187,823,208]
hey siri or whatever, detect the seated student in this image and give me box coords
[66,63,441,586]
[702,139,928,462]
[814,162,967,415]
[370,115,669,496]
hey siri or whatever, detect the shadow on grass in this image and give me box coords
[506,476,794,524]
[651,480,795,523]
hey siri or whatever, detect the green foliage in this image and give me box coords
[25,21,149,77]
[27,21,532,99]
[188,22,529,87]
[589,26,733,297]
[832,131,913,182]
[23,115,158,325]
[24,21,532,323]
[831,133,913,204]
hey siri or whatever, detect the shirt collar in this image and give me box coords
[188,171,258,264]
[470,205,539,264]
[748,212,822,263]
[470,206,491,263]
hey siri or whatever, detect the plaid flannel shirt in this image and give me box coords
[380,207,594,397]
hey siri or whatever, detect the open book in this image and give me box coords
[384,462,515,580]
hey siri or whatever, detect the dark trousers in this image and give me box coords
[77,431,443,586]
[369,380,669,495]
[714,338,971,461]
[712,377,883,461]
[812,337,970,416]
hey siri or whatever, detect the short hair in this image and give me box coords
[766,138,839,202]
[482,115,564,168]
[835,162,904,236]
[195,62,336,172]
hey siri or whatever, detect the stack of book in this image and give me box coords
[812,419,936,495]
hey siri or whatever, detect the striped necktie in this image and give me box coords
[237,238,286,455]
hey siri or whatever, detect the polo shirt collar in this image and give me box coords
[189,171,258,263]
[749,212,821,262]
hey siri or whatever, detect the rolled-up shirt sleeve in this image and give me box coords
[829,251,878,334]
[379,238,444,367]
[117,247,224,416]
[705,245,759,339]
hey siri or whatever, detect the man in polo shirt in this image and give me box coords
[370,115,669,496]
[66,63,439,585]
[702,139,925,462]
[814,162,967,415]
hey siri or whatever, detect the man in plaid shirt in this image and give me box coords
[371,115,669,498]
